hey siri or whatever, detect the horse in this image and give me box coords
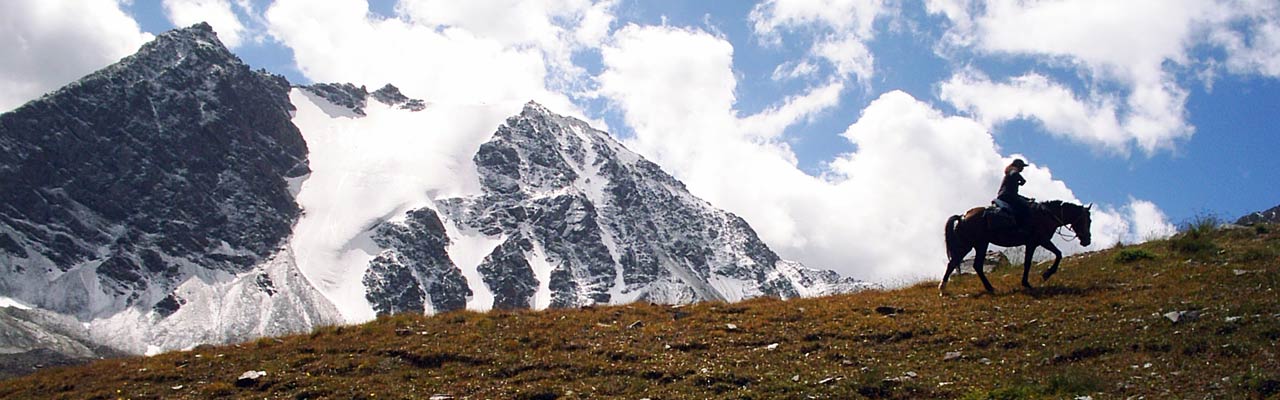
[939,200,1093,295]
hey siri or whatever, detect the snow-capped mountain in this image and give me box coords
[0,23,340,355]
[0,23,873,360]
[430,102,876,310]
[287,89,876,319]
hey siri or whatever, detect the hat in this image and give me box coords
[1010,159,1028,167]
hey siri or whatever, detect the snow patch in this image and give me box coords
[287,89,522,322]
[0,295,32,310]
[443,223,503,311]
[706,276,762,303]
[82,248,340,354]
[285,173,308,198]
[527,242,555,310]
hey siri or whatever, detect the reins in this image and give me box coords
[1048,204,1084,242]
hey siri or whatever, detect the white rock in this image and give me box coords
[237,370,266,380]
[235,370,267,387]
[1163,310,1200,324]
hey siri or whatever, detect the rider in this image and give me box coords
[996,159,1032,233]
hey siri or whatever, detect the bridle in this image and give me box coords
[1050,203,1090,242]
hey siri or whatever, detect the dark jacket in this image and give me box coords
[997,170,1025,200]
[997,169,1030,222]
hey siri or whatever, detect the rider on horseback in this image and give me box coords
[996,159,1032,234]
[941,159,1094,294]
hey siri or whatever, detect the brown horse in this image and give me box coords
[940,200,1093,295]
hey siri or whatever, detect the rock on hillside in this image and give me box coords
[1237,203,1280,225]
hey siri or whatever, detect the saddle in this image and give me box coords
[986,198,1038,232]
[985,201,1017,230]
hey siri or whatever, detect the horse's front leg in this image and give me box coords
[1022,245,1038,289]
[972,243,995,293]
[1040,240,1064,282]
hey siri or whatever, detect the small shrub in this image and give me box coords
[1045,370,1103,395]
[1114,248,1157,263]
[961,371,1100,400]
[1170,212,1222,255]
[1185,212,1223,235]
[961,383,1039,400]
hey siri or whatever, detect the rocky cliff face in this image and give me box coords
[364,208,471,315]
[421,102,876,312]
[0,23,339,355]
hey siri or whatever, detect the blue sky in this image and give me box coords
[3,0,1278,280]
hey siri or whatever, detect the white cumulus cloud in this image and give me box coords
[939,71,1129,153]
[928,0,1280,155]
[1125,199,1178,243]
[1210,0,1280,77]
[264,0,613,118]
[0,0,152,112]
[749,0,890,83]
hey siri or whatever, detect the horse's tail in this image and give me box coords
[944,214,962,262]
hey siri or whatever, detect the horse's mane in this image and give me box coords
[1041,199,1066,209]
[1038,200,1085,215]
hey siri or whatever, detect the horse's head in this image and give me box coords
[1073,203,1093,247]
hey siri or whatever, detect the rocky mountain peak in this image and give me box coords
[424,104,874,311]
[147,21,224,54]
[370,84,425,111]
[0,21,311,321]
[301,82,426,116]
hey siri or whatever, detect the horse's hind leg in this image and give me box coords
[940,252,963,296]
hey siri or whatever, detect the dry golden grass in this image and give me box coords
[2,224,1278,399]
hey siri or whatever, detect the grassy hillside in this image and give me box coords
[2,224,1278,399]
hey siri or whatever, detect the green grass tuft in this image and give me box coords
[1114,248,1157,263]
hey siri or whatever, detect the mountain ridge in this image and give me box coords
[1237,203,1280,225]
